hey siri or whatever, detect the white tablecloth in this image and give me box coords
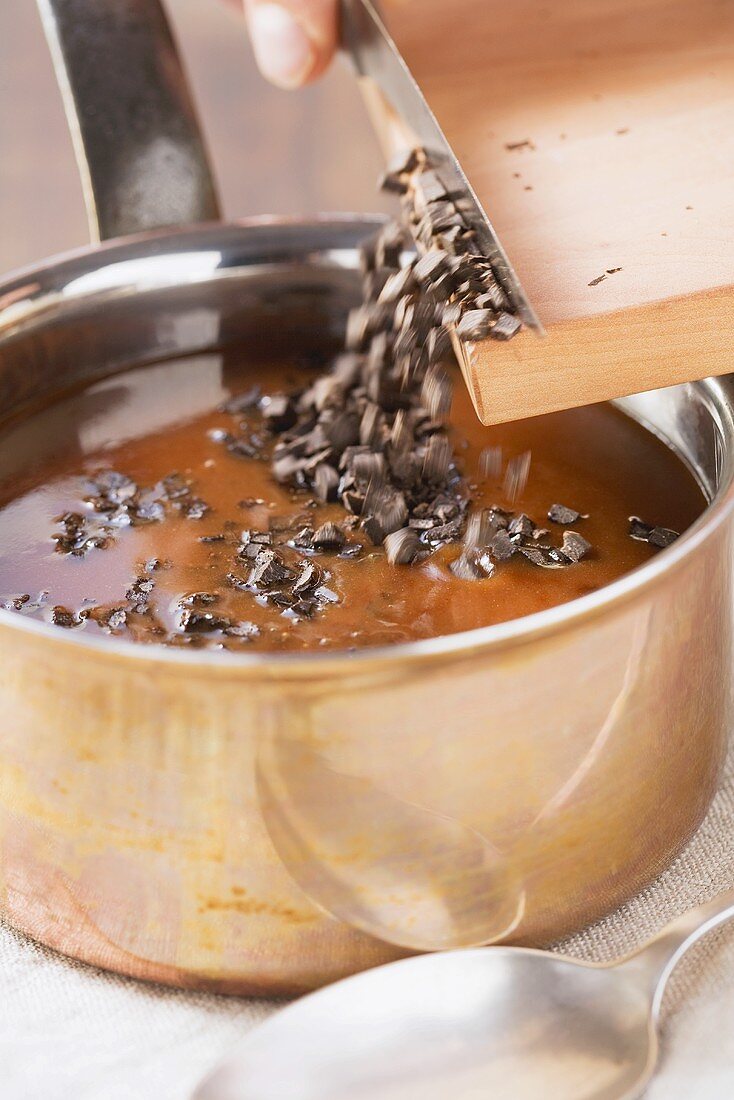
[2,744,734,1100]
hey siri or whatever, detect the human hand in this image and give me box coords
[237,1,339,89]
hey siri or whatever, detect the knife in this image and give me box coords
[340,0,541,334]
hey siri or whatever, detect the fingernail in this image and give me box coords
[248,3,316,89]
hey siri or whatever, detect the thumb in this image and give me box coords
[244,0,339,89]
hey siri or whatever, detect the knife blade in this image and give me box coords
[340,0,541,333]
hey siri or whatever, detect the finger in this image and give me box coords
[244,0,339,89]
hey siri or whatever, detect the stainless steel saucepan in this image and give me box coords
[0,0,730,995]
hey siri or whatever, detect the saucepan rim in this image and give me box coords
[0,214,731,676]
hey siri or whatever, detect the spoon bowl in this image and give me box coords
[194,890,734,1100]
[195,949,656,1100]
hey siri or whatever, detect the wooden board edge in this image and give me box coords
[460,284,734,425]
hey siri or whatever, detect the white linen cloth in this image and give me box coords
[1,745,734,1100]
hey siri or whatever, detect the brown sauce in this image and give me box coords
[0,352,705,652]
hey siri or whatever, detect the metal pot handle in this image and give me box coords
[36,0,221,243]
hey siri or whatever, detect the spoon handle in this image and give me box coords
[621,887,734,1011]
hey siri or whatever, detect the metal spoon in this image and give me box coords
[194,888,734,1100]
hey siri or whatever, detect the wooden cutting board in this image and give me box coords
[383,0,734,423]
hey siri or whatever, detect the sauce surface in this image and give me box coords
[0,352,705,651]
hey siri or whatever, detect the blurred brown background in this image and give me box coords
[0,0,392,274]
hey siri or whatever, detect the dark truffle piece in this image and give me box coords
[508,513,535,538]
[421,365,453,421]
[373,490,409,537]
[312,522,346,551]
[261,394,297,432]
[51,606,81,628]
[562,531,592,562]
[179,609,230,634]
[479,446,503,479]
[378,148,422,193]
[518,544,570,569]
[450,549,494,580]
[415,169,450,204]
[225,571,249,591]
[179,592,220,608]
[250,548,295,589]
[490,312,522,341]
[292,560,324,596]
[126,577,155,612]
[413,249,451,286]
[422,435,452,483]
[326,412,361,450]
[649,526,679,548]
[313,464,339,502]
[456,309,494,341]
[377,265,417,304]
[489,529,516,561]
[629,516,680,547]
[548,503,586,525]
[182,497,210,520]
[384,527,422,565]
[105,608,128,631]
[503,452,532,502]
